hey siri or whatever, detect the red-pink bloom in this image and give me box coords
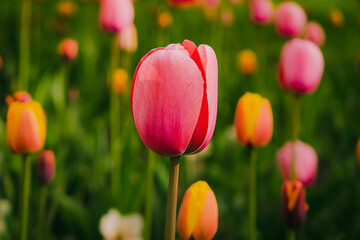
[249,0,274,25]
[131,40,218,157]
[278,38,324,94]
[37,150,56,185]
[57,38,79,61]
[274,2,306,37]
[304,21,325,46]
[99,0,134,33]
[277,140,318,185]
[168,0,198,8]
[118,24,138,53]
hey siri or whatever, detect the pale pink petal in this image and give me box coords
[99,0,134,33]
[275,2,306,37]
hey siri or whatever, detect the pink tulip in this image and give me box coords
[278,38,324,94]
[57,38,79,62]
[249,0,274,25]
[274,2,306,37]
[131,40,218,157]
[277,140,318,185]
[304,21,325,46]
[118,24,138,53]
[99,0,134,33]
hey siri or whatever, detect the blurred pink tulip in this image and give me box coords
[57,38,79,61]
[304,21,325,46]
[249,0,274,25]
[37,150,56,185]
[275,2,306,37]
[277,140,318,185]
[278,38,324,94]
[168,0,198,8]
[118,24,138,53]
[131,40,218,157]
[99,0,134,33]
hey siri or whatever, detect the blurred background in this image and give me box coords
[0,0,360,239]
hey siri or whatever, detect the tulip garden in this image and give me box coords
[0,0,360,239]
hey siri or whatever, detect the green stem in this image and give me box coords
[249,147,257,240]
[36,186,47,240]
[20,155,31,240]
[288,230,296,240]
[164,156,181,240]
[19,0,32,90]
[144,151,155,240]
[290,95,301,180]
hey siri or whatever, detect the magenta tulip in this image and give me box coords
[99,0,134,33]
[304,21,325,46]
[274,2,306,37]
[277,140,318,185]
[249,0,274,25]
[278,38,324,94]
[131,40,218,157]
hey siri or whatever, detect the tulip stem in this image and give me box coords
[144,151,155,240]
[165,156,181,240]
[290,95,301,180]
[37,186,47,240]
[249,147,257,240]
[20,155,31,240]
[19,0,32,90]
[288,230,296,240]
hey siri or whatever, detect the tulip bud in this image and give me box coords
[37,150,56,185]
[278,38,324,94]
[99,0,134,33]
[234,92,273,147]
[329,8,344,27]
[274,2,306,38]
[167,0,198,8]
[0,55,2,70]
[57,0,77,18]
[57,38,79,62]
[220,8,235,27]
[356,139,360,166]
[281,180,308,229]
[237,49,257,75]
[6,92,46,154]
[118,24,138,53]
[177,181,218,240]
[277,140,317,185]
[304,21,325,46]
[249,0,273,25]
[157,10,173,29]
[113,68,128,95]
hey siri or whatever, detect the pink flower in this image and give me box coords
[37,150,56,185]
[249,0,274,25]
[274,2,306,37]
[57,38,78,62]
[304,21,325,46]
[99,0,134,33]
[278,38,324,94]
[118,24,138,53]
[131,40,218,157]
[277,140,318,185]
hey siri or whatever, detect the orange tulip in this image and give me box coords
[157,10,173,29]
[6,92,46,154]
[329,8,344,27]
[357,139,360,165]
[58,38,79,62]
[113,68,128,95]
[57,0,78,18]
[234,92,273,147]
[237,49,257,75]
[177,181,218,240]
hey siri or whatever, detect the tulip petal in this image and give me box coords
[252,99,273,146]
[131,47,203,156]
[177,189,198,240]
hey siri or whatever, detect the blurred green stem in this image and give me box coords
[289,230,296,240]
[144,151,155,240]
[19,0,32,90]
[110,35,121,198]
[20,155,31,240]
[290,95,301,180]
[249,147,257,240]
[37,186,47,240]
[165,156,180,240]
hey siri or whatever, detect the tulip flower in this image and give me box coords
[37,150,56,185]
[57,38,79,62]
[356,139,360,166]
[277,140,317,185]
[57,0,77,18]
[234,92,273,147]
[274,2,306,37]
[220,8,235,27]
[281,180,308,229]
[329,8,344,27]
[177,181,218,240]
[237,49,258,75]
[304,21,325,46]
[131,39,218,157]
[118,24,137,53]
[249,0,274,25]
[99,0,134,33]
[167,0,198,8]
[113,68,128,95]
[6,92,46,154]
[157,10,173,29]
[0,55,2,70]
[278,38,324,94]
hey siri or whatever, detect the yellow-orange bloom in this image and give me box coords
[237,49,257,75]
[157,10,173,29]
[113,68,128,95]
[177,181,218,240]
[329,8,344,27]
[6,92,46,154]
[356,139,360,165]
[234,92,273,147]
[57,0,78,18]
